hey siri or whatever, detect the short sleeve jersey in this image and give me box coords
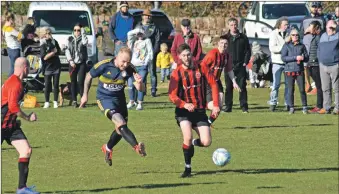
[90,58,135,99]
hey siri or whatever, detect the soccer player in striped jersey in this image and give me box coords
[168,44,220,178]
[201,35,240,125]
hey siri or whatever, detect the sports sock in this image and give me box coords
[119,125,138,148]
[182,144,194,168]
[18,158,30,189]
[192,139,204,147]
[107,130,122,150]
[208,113,219,124]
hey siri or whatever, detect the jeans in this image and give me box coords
[148,57,157,93]
[7,48,21,77]
[114,41,127,57]
[319,64,339,111]
[160,68,170,81]
[224,66,248,111]
[269,64,288,106]
[285,72,307,108]
[309,66,323,109]
[128,65,148,102]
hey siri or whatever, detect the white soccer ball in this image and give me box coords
[212,148,231,167]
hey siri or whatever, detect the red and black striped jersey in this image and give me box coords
[168,62,219,109]
[1,75,23,129]
[200,48,232,81]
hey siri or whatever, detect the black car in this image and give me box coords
[129,9,176,50]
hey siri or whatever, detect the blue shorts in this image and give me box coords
[97,97,128,122]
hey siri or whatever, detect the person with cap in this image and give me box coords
[300,1,326,94]
[134,9,160,97]
[108,1,134,56]
[171,18,202,65]
[222,17,251,113]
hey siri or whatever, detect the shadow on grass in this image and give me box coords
[1,146,45,151]
[257,186,283,189]
[39,182,225,193]
[135,167,339,175]
[233,123,333,130]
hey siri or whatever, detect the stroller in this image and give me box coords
[22,41,45,92]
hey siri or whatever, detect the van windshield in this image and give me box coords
[32,10,92,35]
[262,4,309,19]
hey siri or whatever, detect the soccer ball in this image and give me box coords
[212,148,231,167]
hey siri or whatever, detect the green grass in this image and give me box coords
[1,72,338,194]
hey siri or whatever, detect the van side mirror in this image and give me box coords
[96,27,103,38]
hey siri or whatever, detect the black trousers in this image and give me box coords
[285,72,307,108]
[44,73,60,102]
[69,63,86,102]
[224,66,248,111]
[309,66,323,109]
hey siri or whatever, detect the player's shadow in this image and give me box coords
[233,123,333,130]
[257,186,283,189]
[40,182,225,193]
[1,146,45,151]
[195,167,339,176]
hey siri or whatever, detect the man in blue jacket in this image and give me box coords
[317,20,339,115]
[109,1,134,56]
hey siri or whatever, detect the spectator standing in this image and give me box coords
[2,13,24,77]
[268,17,289,111]
[108,1,134,56]
[156,43,174,83]
[281,29,309,114]
[65,23,88,108]
[134,9,160,97]
[317,20,339,115]
[171,19,202,65]
[126,28,153,111]
[303,21,323,113]
[40,27,62,109]
[223,18,251,113]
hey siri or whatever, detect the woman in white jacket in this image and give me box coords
[268,17,289,112]
[126,28,153,110]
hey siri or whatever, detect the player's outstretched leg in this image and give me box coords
[119,125,146,157]
[101,130,122,166]
[192,126,212,148]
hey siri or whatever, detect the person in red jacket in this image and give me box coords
[168,44,220,178]
[171,19,202,65]
[1,57,40,194]
[200,35,240,124]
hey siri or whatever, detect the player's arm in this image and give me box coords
[202,65,219,107]
[224,54,241,91]
[8,86,35,121]
[168,70,186,108]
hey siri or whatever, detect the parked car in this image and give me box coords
[27,2,99,69]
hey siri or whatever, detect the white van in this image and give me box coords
[27,2,98,68]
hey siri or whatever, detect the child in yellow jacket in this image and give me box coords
[156,43,174,82]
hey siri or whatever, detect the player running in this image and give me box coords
[1,57,40,194]
[79,47,146,167]
[168,44,220,178]
[200,35,240,125]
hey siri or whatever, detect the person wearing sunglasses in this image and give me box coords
[65,23,88,108]
[281,29,309,114]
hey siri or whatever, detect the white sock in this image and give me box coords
[106,145,112,152]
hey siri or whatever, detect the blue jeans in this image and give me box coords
[7,48,21,76]
[160,68,170,81]
[269,64,288,105]
[148,59,157,93]
[127,65,148,102]
[114,41,126,57]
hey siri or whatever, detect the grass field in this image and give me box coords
[1,72,338,194]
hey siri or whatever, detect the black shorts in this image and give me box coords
[97,97,128,122]
[1,126,27,145]
[175,108,209,128]
[206,80,223,103]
